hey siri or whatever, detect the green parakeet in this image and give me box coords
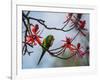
[37,35,55,65]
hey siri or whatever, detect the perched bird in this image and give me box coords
[37,35,55,65]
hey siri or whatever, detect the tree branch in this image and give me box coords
[23,12,75,32]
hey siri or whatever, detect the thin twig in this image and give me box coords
[39,44,77,60]
[71,31,80,42]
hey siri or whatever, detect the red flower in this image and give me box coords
[26,24,42,45]
[26,35,35,44]
[71,16,86,30]
[78,20,86,29]
[34,34,42,45]
[62,37,76,53]
[25,24,42,45]
[76,43,86,57]
[26,34,42,45]
[31,24,39,34]
[71,16,87,36]
[78,20,87,36]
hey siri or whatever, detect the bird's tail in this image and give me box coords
[37,50,45,65]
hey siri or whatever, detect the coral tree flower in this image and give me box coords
[62,37,76,53]
[26,35,42,45]
[26,35,34,44]
[77,20,87,36]
[76,43,86,57]
[31,24,40,34]
[71,16,87,36]
[26,24,42,45]
[73,15,86,30]
[78,20,86,29]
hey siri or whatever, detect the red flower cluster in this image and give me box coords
[78,20,86,29]
[62,37,86,58]
[70,15,87,36]
[76,43,86,57]
[26,24,42,45]
[62,37,76,53]
[31,24,40,34]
